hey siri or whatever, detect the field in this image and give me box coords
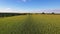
[0,14,60,34]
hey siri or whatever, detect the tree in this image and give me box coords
[42,12,45,14]
[52,12,54,14]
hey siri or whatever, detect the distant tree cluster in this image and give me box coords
[51,12,54,14]
[0,12,56,18]
[42,12,45,14]
[0,13,27,17]
[41,12,55,14]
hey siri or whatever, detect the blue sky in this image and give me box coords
[0,0,60,13]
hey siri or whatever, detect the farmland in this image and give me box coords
[0,14,60,34]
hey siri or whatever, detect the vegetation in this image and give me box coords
[52,12,55,14]
[0,14,60,34]
[0,13,27,17]
[42,12,45,14]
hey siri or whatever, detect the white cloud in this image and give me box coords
[0,8,29,13]
[0,8,60,13]
[5,8,11,10]
[0,8,18,13]
[22,0,27,2]
[18,0,30,2]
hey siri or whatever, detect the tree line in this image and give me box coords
[0,12,59,17]
[0,13,27,17]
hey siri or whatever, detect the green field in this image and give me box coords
[0,14,60,34]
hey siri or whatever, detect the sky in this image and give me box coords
[0,0,60,13]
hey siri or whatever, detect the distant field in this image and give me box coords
[0,14,60,34]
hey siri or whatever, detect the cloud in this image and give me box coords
[0,8,18,13]
[0,8,29,13]
[0,8,60,13]
[22,0,27,2]
[18,0,30,2]
[5,8,11,10]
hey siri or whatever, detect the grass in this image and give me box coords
[0,14,60,34]
[32,14,60,34]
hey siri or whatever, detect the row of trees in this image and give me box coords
[42,12,54,14]
[0,12,56,17]
[0,13,27,17]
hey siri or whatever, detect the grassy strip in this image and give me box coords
[0,15,27,34]
[32,15,60,34]
[0,15,60,34]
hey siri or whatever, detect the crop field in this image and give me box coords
[0,14,60,34]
